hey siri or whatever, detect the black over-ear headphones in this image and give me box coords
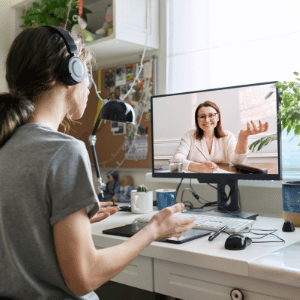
[45,25,86,86]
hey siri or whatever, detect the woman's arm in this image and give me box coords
[53,203,195,296]
[188,161,219,173]
[174,131,194,171]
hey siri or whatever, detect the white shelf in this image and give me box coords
[87,32,155,62]
[12,0,159,62]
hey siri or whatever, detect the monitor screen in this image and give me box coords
[151,82,282,215]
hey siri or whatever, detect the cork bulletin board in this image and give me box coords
[66,56,158,169]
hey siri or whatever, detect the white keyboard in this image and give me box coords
[134,211,254,233]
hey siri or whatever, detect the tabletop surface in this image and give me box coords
[91,207,300,287]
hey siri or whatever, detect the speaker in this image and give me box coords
[45,26,86,86]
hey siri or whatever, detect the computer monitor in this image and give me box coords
[151,81,282,219]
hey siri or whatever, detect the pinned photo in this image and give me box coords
[115,66,126,86]
[104,70,115,88]
[126,65,134,81]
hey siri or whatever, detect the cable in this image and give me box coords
[86,36,151,172]
[182,201,194,209]
[249,228,285,244]
[207,183,230,202]
[190,179,216,204]
[175,178,183,202]
[224,228,286,244]
[206,182,244,217]
[93,45,150,168]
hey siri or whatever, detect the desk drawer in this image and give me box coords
[154,259,298,300]
[111,255,154,292]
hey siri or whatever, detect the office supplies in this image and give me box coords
[208,225,228,241]
[224,234,252,250]
[135,212,254,233]
[234,164,268,174]
[119,205,131,212]
[102,223,211,244]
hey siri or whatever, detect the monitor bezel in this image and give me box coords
[150,81,282,183]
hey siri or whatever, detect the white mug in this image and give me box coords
[131,190,153,214]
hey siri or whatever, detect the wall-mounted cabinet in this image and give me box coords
[11,0,159,62]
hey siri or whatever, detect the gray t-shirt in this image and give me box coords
[0,124,100,300]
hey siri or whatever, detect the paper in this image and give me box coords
[143,62,152,79]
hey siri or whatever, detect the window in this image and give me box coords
[166,0,300,179]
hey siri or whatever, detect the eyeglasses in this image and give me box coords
[197,113,218,121]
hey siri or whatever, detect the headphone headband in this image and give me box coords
[46,25,79,55]
[44,25,86,86]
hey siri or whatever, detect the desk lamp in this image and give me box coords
[89,100,135,202]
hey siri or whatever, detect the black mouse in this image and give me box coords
[224,234,252,250]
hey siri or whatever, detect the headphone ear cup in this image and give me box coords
[60,55,86,86]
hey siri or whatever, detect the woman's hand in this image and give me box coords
[188,161,219,173]
[148,203,196,241]
[90,201,120,224]
[239,120,269,137]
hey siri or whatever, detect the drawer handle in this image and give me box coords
[230,288,244,300]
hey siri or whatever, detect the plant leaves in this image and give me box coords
[248,134,277,152]
[265,91,274,100]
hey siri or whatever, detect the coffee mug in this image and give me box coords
[156,189,176,210]
[131,190,153,214]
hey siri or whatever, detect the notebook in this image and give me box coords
[102,222,211,244]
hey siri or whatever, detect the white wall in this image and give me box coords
[0,0,14,92]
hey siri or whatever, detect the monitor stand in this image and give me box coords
[188,179,258,220]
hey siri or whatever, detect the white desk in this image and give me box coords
[91,211,300,300]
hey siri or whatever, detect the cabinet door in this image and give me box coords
[154,259,298,300]
[111,255,154,292]
[115,0,159,48]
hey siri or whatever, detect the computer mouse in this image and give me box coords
[224,234,252,250]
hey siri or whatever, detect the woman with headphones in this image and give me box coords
[0,27,196,299]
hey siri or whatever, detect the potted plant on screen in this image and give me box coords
[249,72,300,225]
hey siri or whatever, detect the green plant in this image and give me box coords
[249,72,300,152]
[137,185,148,192]
[20,0,92,32]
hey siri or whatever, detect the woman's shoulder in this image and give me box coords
[183,129,197,139]
[12,123,85,155]
[223,130,234,137]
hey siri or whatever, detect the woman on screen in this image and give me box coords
[174,101,269,173]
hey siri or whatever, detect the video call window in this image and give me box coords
[151,82,281,177]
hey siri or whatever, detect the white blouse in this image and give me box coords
[174,129,248,171]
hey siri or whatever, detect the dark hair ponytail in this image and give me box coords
[0,93,35,147]
[0,26,93,148]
